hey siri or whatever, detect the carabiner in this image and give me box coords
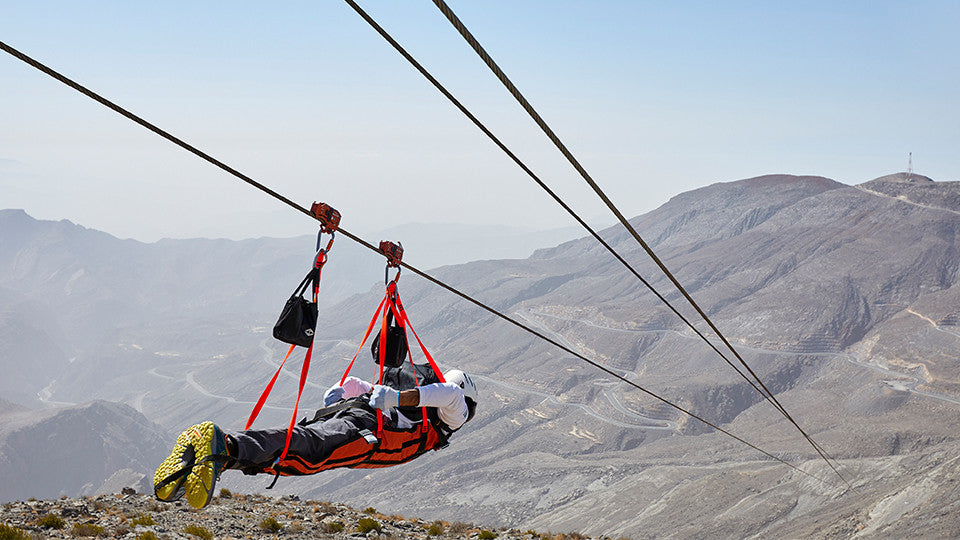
[316,229,336,254]
[385,264,401,285]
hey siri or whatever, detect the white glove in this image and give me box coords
[369,385,400,411]
[323,386,345,407]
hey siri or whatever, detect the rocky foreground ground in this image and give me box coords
[0,492,598,540]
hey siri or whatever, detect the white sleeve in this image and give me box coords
[417,382,469,430]
[340,377,373,399]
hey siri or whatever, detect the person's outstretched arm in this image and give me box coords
[369,382,469,429]
[409,382,469,430]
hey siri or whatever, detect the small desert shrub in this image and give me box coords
[317,501,338,514]
[320,521,344,533]
[71,522,106,537]
[259,517,284,533]
[0,523,31,540]
[131,515,155,527]
[449,522,472,534]
[479,529,498,540]
[37,514,66,529]
[219,488,233,498]
[182,524,213,540]
[135,532,159,540]
[357,517,382,534]
[427,521,445,536]
[363,506,377,515]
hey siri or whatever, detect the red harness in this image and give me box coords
[264,412,446,476]
[249,242,449,478]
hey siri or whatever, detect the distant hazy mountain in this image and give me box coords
[0,209,584,411]
[0,400,168,503]
[2,172,960,537]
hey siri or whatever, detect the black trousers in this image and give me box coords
[229,407,377,468]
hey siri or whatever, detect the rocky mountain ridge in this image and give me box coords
[0,401,169,503]
[2,172,960,537]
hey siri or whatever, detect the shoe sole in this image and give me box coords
[153,427,197,501]
[184,421,221,509]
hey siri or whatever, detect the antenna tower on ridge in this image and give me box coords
[907,152,913,181]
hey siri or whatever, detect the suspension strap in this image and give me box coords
[246,222,336,464]
[245,343,296,430]
[275,245,329,461]
[339,296,387,385]
[372,279,404,437]
[278,340,313,461]
[386,299,430,432]
[394,294,445,383]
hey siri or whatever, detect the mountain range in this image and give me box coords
[1,172,959,538]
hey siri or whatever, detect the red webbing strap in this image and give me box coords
[403,326,430,432]
[375,291,393,438]
[377,295,391,386]
[394,295,446,383]
[339,296,387,385]
[245,343,297,430]
[312,252,325,303]
[279,341,313,461]
[389,297,434,433]
[248,250,326,445]
[277,261,325,460]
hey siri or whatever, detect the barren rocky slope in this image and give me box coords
[1,493,547,540]
[0,401,169,503]
[2,173,960,537]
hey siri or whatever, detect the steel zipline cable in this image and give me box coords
[0,39,839,486]
[341,0,846,486]
[426,0,850,476]
[337,0,775,423]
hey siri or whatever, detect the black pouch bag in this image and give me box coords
[273,269,319,348]
[370,308,408,368]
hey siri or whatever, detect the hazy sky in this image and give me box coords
[2,1,957,242]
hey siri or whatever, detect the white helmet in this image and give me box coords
[445,369,478,422]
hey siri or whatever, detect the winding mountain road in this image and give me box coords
[520,306,960,410]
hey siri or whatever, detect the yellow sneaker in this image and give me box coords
[153,427,195,502]
[183,421,228,509]
[154,421,228,508]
